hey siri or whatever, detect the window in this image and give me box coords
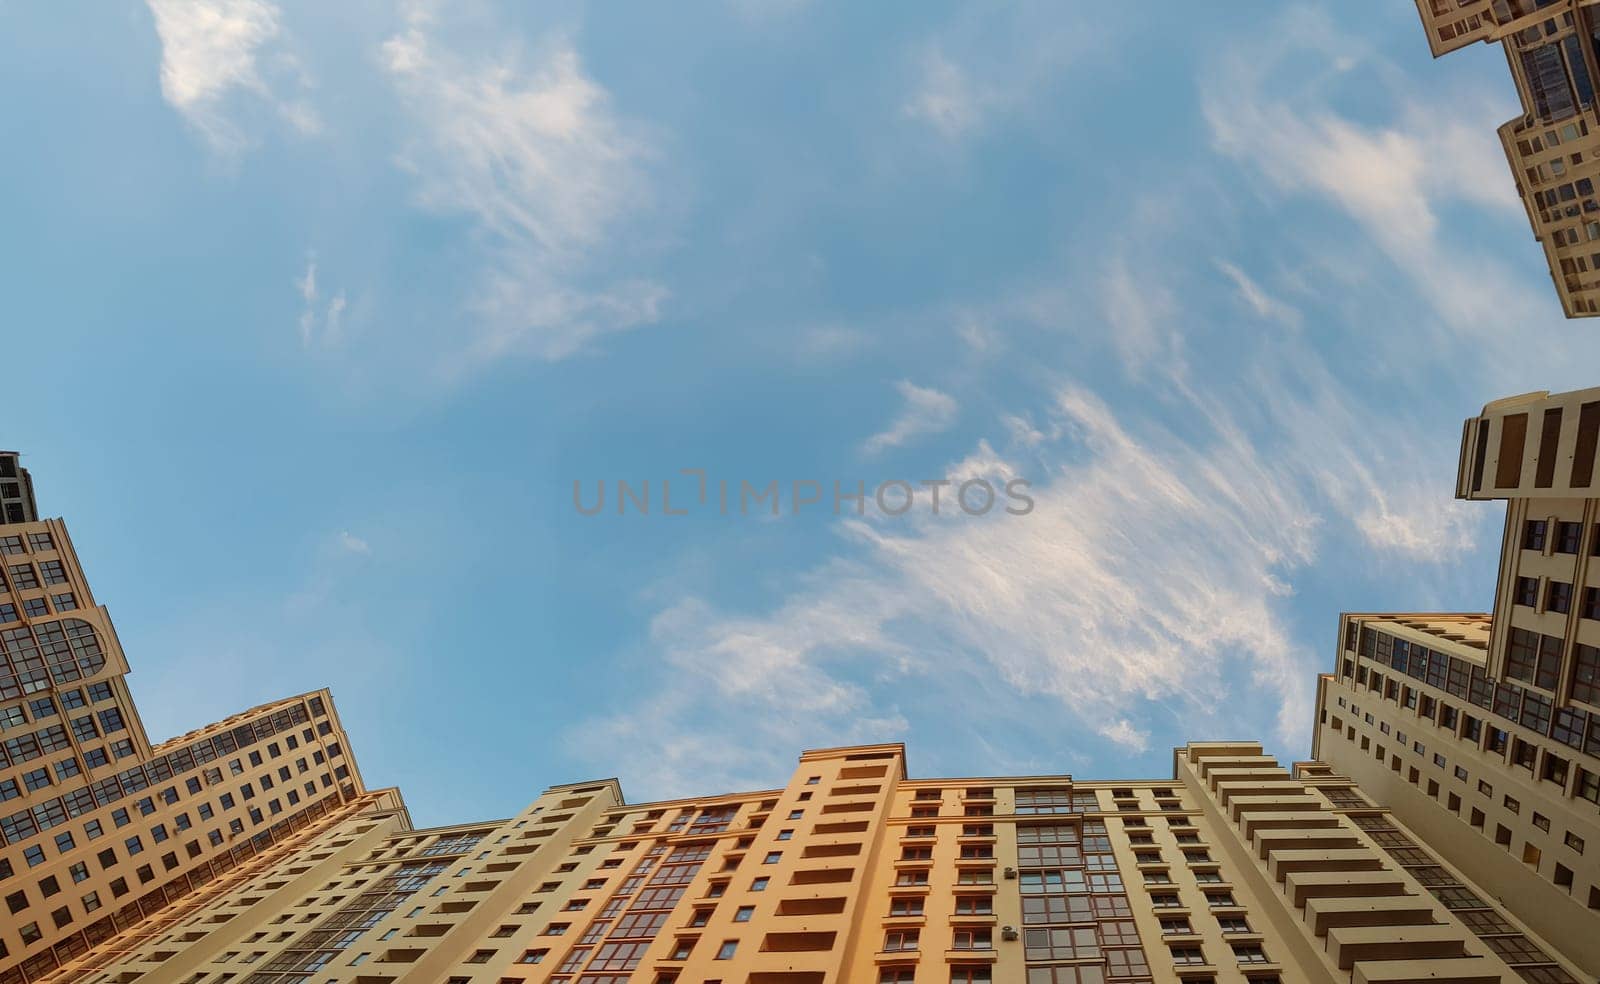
[889,897,924,917]
[1025,927,1098,961]
[1548,581,1574,614]
[1170,945,1207,966]
[1573,644,1600,707]
[1105,949,1151,978]
[1218,917,1251,934]
[714,940,738,960]
[1525,520,1548,551]
[883,930,919,952]
[1516,576,1541,606]
[750,877,768,891]
[1233,943,1270,964]
[1100,919,1139,947]
[733,906,753,922]
[954,896,992,915]
[1556,521,1584,553]
[1014,788,1074,814]
[951,927,991,950]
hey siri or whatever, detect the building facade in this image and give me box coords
[1410,0,1600,317]
[0,452,403,984]
[38,739,1589,984]
[1314,385,1600,980]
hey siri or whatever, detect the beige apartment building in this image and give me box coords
[0,452,405,984]
[1411,0,1600,317]
[29,739,1588,984]
[1314,385,1600,981]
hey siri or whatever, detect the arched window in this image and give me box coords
[0,618,105,695]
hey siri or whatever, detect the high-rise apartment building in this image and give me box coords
[40,739,1591,984]
[1411,1,1600,317]
[0,452,404,984]
[1314,385,1600,980]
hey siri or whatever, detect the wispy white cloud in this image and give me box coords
[295,255,346,348]
[903,48,988,140]
[1199,5,1551,361]
[578,385,1323,797]
[1216,260,1300,327]
[794,325,870,361]
[1101,256,1183,378]
[862,380,959,454]
[381,10,666,373]
[900,2,1106,143]
[145,0,317,153]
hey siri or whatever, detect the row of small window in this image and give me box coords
[881,927,997,952]
[1329,712,1593,857]
[1522,519,1600,555]
[1139,868,1226,886]
[1339,668,1600,805]
[1513,576,1600,620]
[1344,652,1599,773]
[1367,729,1593,864]
[884,896,996,917]
[0,727,342,856]
[904,787,1124,816]
[1147,889,1240,909]
[0,682,114,734]
[882,963,1191,984]
[1336,706,1592,810]
[1,706,127,771]
[6,833,233,948]
[0,533,54,557]
[899,844,1000,861]
[0,759,346,884]
[1167,942,1272,967]
[0,593,77,623]
[1363,746,1600,910]
[878,972,999,984]
[0,559,68,593]
[3,781,343,937]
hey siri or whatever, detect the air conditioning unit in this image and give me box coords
[1001,926,1019,941]
[1002,866,1017,879]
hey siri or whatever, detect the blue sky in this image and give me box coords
[4,0,1598,827]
